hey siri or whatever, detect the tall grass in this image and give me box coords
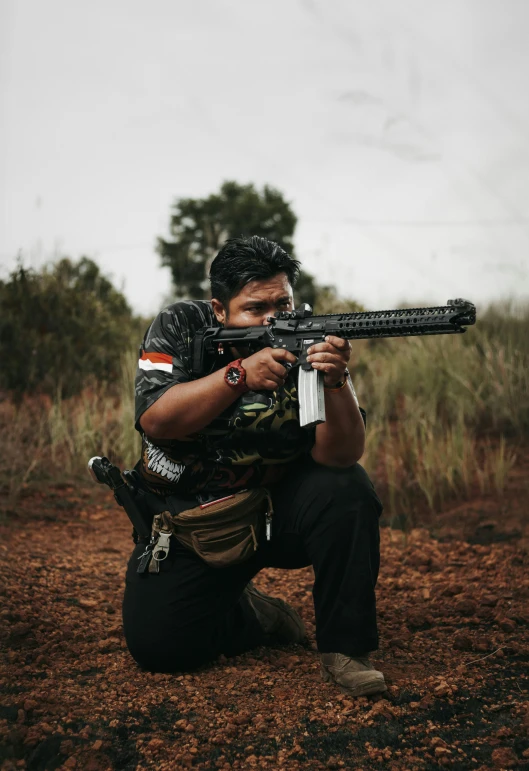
[0,349,140,508]
[1,302,527,528]
[355,302,527,527]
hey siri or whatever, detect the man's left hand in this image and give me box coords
[306,336,351,387]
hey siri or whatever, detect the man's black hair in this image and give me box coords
[209,236,300,306]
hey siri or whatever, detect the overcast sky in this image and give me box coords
[2,0,529,316]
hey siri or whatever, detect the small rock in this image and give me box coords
[79,599,98,609]
[453,632,473,651]
[454,599,478,615]
[234,713,251,725]
[430,737,448,748]
[147,738,164,752]
[388,637,407,649]
[441,584,463,597]
[498,618,516,633]
[480,594,499,607]
[97,637,120,652]
[9,623,33,639]
[407,611,427,627]
[491,747,518,769]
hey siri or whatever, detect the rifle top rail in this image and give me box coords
[191,299,476,374]
[291,299,476,339]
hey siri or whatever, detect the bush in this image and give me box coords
[0,257,142,398]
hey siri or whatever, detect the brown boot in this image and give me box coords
[244,582,307,645]
[321,652,388,697]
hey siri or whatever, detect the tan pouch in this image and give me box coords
[158,488,272,568]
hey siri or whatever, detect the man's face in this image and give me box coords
[212,272,294,328]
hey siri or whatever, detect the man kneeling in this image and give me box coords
[123,235,386,698]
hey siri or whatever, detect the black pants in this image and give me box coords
[122,458,383,672]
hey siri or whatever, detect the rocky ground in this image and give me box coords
[1,473,528,771]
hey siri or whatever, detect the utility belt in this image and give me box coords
[88,456,273,574]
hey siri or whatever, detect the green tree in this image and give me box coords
[0,257,138,398]
[157,180,319,300]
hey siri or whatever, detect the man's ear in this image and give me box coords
[211,298,227,325]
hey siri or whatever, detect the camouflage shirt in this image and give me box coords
[134,300,316,496]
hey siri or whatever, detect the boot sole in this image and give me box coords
[245,585,307,643]
[321,664,388,697]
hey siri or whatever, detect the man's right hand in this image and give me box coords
[241,348,298,391]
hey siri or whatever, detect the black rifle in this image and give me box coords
[190,298,477,427]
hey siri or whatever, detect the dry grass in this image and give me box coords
[0,350,140,510]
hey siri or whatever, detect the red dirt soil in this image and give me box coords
[1,463,528,771]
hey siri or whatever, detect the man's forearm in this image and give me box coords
[139,369,241,440]
[139,345,297,440]
[311,382,366,467]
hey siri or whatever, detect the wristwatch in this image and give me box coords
[323,369,350,391]
[224,358,249,393]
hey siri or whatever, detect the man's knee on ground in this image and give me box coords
[126,631,214,673]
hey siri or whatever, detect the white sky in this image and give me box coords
[2,0,529,316]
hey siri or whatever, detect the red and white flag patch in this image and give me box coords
[138,352,173,373]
